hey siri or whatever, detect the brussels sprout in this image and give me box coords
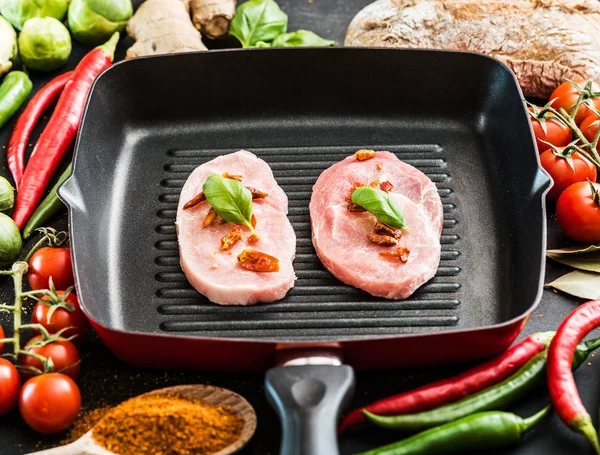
[18,17,71,71]
[0,212,21,265]
[68,0,132,45]
[0,0,68,30]
[0,15,17,77]
[0,177,15,211]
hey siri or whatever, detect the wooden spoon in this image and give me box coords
[27,385,257,455]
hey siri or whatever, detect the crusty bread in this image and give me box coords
[345,0,600,98]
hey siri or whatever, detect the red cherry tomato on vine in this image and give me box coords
[550,79,600,124]
[539,149,597,200]
[0,324,4,354]
[557,181,600,243]
[20,336,80,380]
[19,373,81,434]
[0,358,20,416]
[28,247,74,291]
[580,113,600,145]
[528,108,572,152]
[31,292,90,345]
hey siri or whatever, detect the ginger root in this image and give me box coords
[126,0,207,59]
[190,0,236,39]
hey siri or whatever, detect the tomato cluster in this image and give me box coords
[529,79,600,243]
[0,245,88,434]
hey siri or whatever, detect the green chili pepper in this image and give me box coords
[356,406,551,455]
[23,162,72,239]
[364,338,600,432]
[0,71,32,130]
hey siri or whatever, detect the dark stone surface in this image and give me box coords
[0,1,598,454]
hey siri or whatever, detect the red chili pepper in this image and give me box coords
[548,300,600,454]
[338,331,555,434]
[7,72,73,190]
[12,33,120,230]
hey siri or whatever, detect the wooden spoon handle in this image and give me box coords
[25,434,113,455]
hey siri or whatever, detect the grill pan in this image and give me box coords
[59,48,550,455]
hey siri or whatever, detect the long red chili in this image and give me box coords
[7,71,73,190]
[338,331,555,433]
[548,300,600,455]
[12,33,120,230]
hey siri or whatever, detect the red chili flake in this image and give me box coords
[248,187,269,199]
[183,192,206,210]
[247,233,260,244]
[203,207,217,228]
[374,221,401,239]
[380,247,411,262]
[251,214,257,227]
[348,203,366,212]
[380,181,394,193]
[220,226,243,251]
[354,149,377,161]
[367,233,398,246]
[376,163,383,171]
[368,179,380,188]
[237,249,279,272]
[223,172,243,181]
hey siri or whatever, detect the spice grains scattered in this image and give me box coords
[92,394,244,455]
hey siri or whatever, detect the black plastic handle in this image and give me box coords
[265,365,355,455]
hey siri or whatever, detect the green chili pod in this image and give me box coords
[0,71,32,130]
[23,162,72,239]
[356,407,551,455]
[364,351,549,432]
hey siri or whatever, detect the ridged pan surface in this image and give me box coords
[60,48,549,342]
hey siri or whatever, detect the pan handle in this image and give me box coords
[57,176,86,213]
[265,362,355,455]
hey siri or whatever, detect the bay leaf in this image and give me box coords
[546,270,600,300]
[546,251,600,273]
[547,244,600,255]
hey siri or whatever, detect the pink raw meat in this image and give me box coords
[310,151,443,299]
[176,150,296,305]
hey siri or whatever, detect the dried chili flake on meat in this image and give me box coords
[248,187,269,199]
[223,172,243,181]
[183,192,206,210]
[251,214,257,227]
[376,163,383,171]
[348,203,366,212]
[380,181,394,193]
[367,233,398,246]
[347,182,365,202]
[220,226,243,251]
[374,221,401,239]
[203,207,217,228]
[380,247,410,262]
[354,149,377,161]
[247,233,260,244]
[237,249,280,272]
[368,179,380,188]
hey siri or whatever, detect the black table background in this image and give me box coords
[0,1,598,454]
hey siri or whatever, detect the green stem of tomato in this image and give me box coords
[0,304,15,312]
[11,262,27,358]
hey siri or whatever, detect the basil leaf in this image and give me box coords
[351,187,408,230]
[229,0,288,48]
[271,30,336,47]
[546,270,600,300]
[202,174,253,228]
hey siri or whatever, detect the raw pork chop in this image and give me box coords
[176,150,296,305]
[310,151,443,299]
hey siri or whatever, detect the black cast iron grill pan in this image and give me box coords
[59,48,550,455]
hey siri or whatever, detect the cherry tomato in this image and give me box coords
[550,79,600,124]
[0,324,4,354]
[557,181,600,243]
[0,359,20,416]
[580,113,600,145]
[28,247,74,291]
[528,108,572,152]
[19,373,81,434]
[31,292,90,346]
[539,149,597,200]
[20,336,80,380]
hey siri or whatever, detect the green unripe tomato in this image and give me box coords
[68,0,132,46]
[0,15,17,76]
[0,177,15,212]
[0,213,21,265]
[18,17,71,71]
[0,0,68,30]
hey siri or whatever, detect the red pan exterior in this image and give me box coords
[90,313,527,371]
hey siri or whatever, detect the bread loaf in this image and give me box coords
[345,0,600,98]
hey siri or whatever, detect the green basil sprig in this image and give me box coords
[229,0,288,48]
[257,30,336,48]
[351,187,408,230]
[203,174,255,231]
